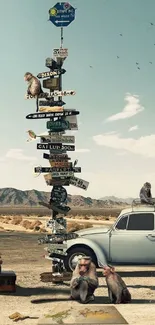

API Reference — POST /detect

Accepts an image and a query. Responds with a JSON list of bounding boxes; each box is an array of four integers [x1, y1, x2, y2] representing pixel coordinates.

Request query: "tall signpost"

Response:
[[25, 2, 89, 281]]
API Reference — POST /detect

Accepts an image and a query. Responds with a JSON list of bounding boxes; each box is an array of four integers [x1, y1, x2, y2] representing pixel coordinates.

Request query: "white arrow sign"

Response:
[[55, 20, 70, 24]]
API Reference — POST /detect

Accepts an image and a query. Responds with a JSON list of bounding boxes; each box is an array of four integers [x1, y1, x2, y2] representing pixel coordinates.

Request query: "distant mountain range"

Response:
[[99, 196, 134, 205], [0, 188, 132, 208]]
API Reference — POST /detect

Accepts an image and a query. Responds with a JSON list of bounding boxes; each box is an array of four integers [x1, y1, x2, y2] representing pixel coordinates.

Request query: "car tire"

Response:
[[64, 246, 97, 272]]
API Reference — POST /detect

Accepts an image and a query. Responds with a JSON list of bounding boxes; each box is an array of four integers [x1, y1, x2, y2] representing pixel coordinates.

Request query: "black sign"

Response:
[[34, 166, 81, 173], [43, 78, 59, 90], [45, 178, 71, 186], [45, 58, 61, 69], [43, 153, 70, 160], [37, 143, 62, 150], [39, 100, 66, 107], [37, 69, 66, 79], [50, 186, 67, 204], [26, 110, 79, 120], [37, 143, 75, 151]]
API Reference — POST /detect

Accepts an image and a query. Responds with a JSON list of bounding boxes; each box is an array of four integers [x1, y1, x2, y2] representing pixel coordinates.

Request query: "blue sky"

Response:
[[1, 0, 155, 198]]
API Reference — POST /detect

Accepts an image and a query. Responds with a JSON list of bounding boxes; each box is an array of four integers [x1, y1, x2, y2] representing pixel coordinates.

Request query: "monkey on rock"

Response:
[[103, 265, 131, 304], [70, 256, 98, 304]]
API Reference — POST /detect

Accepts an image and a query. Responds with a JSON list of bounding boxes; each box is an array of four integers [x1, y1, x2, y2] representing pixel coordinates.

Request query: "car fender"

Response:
[[66, 237, 108, 266]]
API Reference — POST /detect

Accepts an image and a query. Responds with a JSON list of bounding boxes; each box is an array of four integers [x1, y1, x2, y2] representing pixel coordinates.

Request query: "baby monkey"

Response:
[[103, 265, 131, 304]]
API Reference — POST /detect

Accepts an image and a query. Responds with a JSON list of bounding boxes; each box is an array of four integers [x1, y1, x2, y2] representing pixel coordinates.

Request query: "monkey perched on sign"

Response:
[[24, 72, 44, 112], [103, 265, 131, 304], [70, 256, 98, 304]]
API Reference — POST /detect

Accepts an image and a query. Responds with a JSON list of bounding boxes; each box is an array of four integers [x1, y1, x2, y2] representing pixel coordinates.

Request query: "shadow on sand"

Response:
[[1, 285, 155, 305]]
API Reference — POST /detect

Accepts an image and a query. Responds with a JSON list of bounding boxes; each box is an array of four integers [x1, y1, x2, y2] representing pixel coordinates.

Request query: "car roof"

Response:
[[120, 205, 155, 215]]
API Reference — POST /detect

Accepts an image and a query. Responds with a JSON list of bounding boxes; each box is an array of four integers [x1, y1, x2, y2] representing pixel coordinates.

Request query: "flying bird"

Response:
[[117, 56, 120, 59], [89, 65, 93, 68], [119, 33, 123, 36], [137, 67, 140, 70], [149, 61, 152, 64], [136, 62, 139, 65]]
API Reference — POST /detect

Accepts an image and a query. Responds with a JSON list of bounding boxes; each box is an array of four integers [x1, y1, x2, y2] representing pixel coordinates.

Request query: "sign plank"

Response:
[[49, 161, 71, 167], [26, 110, 79, 119], [37, 143, 75, 151], [25, 90, 76, 99], [40, 135, 75, 144], [38, 100, 66, 107], [43, 153, 70, 160], [70, 176, 89, 190], [44, 174, 71, 186], [34, 167, 81, 173], [53, 48, 68, 58], [37, 69, 66, 79]]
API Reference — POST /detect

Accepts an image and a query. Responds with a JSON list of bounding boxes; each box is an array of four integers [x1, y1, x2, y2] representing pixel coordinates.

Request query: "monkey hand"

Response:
[[82, 276, 89, 281]]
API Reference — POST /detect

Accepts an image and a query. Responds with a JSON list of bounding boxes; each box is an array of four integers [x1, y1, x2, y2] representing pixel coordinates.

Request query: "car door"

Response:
[[109, 212, 155, 264]]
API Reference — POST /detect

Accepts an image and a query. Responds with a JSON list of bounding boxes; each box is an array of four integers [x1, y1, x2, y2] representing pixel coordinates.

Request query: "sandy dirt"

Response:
[[0, 218, 155, 325]]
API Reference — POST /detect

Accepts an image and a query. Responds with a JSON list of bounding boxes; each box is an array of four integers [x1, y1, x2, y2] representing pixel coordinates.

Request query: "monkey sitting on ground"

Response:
[[102, 265, 131, 304], [70, 256, 98, 304]]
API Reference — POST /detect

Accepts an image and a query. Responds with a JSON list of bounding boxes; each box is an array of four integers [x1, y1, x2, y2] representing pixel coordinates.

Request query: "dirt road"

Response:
[[0, 231, 155, 325]]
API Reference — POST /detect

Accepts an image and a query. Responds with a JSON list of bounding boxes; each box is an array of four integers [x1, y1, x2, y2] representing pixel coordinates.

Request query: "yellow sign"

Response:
[[39, 106, 64, 112], [49, 8, 57, 16], [49, 160, 70, 168]]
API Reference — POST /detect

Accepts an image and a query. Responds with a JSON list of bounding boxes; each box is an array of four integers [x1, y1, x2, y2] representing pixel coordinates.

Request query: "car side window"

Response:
[[127, 213, 154, 231], [115, 215, 128, 230]]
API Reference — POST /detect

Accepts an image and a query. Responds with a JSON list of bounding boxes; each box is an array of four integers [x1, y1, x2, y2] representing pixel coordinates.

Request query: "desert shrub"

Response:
[[67, 221, 93, 233], [11, 216, 23, 225], [28, 220, 42, 230], [34, 226, 40, 231], [39, 228, 47, 233], [20, 220, 32, 229]]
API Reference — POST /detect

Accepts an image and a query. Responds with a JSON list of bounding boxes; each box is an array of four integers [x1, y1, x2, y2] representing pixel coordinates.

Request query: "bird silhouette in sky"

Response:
[[89, 65, 93, 68], [119, 33, 123, 36], [117, 56, 120, 59], [149, 61, 152, 64], [137, 66, 140, 70], [136, 62, 139, 65]]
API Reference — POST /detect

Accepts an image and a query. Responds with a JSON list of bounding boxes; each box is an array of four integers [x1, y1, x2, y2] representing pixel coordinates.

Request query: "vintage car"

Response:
[[64, 200, 155, 271]]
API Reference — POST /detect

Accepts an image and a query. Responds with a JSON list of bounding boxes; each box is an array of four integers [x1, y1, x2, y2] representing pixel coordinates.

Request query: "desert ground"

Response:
[[0, 211, 155, 325]]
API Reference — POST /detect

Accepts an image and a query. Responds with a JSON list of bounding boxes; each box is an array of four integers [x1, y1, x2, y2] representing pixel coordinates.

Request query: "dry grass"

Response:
[[11, 216, 23, 225], [0, 207, 122, 217], [67, 221, 93, 233]]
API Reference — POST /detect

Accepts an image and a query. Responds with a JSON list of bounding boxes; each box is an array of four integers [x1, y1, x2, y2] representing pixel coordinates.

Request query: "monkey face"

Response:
[[79, 259, 90, 275], [103, 265, 115, 276], [24, 73, 32, 82]]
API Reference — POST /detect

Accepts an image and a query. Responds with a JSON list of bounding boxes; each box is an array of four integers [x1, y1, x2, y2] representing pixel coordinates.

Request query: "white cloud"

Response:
[[6, 149, 37, 162], [105, 93, 144, 122], [128, 125, 139, 132], [93, 132, 155, 158]]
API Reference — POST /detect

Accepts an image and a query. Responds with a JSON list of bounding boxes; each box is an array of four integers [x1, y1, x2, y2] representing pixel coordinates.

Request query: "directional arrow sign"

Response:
[[49, 2, 75, 27], [37, 69, 66, 79], [34, 167, 80, 173], [43, 153, 70, 160], [70, 176, 89, 190], [26, 110, 79, 119], [38, 100, 66, 107], [49, 161, 71, 167], [37, 143, 75, 151], [40, 135, 75, 144], [25, 90, 75, 99]]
